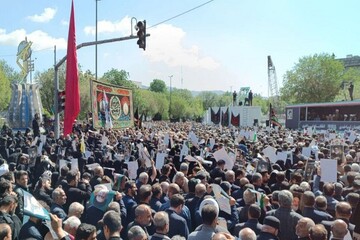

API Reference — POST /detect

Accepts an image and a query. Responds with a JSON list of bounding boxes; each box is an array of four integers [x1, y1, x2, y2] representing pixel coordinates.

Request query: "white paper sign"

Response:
[[127, 161, 138, 180], [262, 146, 277, 163], [180, 142, 189, 162], [320, 159, 337, 183], [71, 158, 78, 171], [84, 150, 92, 159], [276, 152, 288, 162], [211, 184, 231, 215], [213, 148, 234, 170], [209, 138, 215, 149], [155, 153, 167, 170], [348, 132, 357, 143], [302, 147, 312, 158], [163, 134, 170, 146]]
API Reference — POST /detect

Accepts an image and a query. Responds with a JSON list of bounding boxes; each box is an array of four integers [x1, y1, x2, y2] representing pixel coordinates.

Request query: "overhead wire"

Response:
[[0, 0, 215, 58], [147, 0, 215, 29]]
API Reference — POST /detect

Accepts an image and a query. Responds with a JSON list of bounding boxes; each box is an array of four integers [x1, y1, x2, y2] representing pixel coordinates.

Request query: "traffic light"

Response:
[[58, 90, 66, 113], [136, 20, 146, 50]]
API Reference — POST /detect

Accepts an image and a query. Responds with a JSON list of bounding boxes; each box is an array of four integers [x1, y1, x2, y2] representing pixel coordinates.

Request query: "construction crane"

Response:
[[267, 56, 280, 110]]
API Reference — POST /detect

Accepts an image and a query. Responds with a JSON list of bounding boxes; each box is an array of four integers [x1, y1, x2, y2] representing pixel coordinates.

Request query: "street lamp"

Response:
[[95, 0, 101, 80], [169, 75, 173, 119]]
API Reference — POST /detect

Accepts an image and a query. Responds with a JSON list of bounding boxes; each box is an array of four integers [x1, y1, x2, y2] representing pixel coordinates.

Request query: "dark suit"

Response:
[[165, 209, 189, 239], [50, 203, 67, 221], [302, 206, 333, 224], [150, 233, 171, 240], [257, 231, 279, 240], [123, 194, 137, 227], [233, 219, 262, 236], [185, 196, 201, 231], [266, 206, 302, 240]]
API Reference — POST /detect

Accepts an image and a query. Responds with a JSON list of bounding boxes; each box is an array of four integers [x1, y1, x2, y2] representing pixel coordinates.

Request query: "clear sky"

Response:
[[1, 0, 360, 96]]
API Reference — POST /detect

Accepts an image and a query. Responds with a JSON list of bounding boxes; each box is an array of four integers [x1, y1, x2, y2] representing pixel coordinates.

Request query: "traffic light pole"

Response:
[[53, 34, 150, 139]]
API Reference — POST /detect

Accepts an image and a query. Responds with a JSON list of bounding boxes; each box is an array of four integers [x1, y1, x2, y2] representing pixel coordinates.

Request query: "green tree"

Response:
[[78, 69, 93, 119], [252, 94, 269, 115], [149, 79, 167, 93], [216, 91, 232, 107], [35, 66, 66, 114], [198, 91, 218, 110], [0, 67, 11, 111], [281, 53, 344, 103], [101, 68, 137, 88], [0, 60, 21, 83], [334, 67, 360, 101]]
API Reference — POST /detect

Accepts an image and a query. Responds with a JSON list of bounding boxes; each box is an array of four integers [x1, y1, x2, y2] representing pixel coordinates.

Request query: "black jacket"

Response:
[[257, 231, 279, 240]]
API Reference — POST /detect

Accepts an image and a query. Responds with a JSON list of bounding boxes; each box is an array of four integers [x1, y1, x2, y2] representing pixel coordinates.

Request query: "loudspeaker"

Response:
[[253, 119, 258, 126], [239, 101, 243, 106], [266, 120, 270, 127]]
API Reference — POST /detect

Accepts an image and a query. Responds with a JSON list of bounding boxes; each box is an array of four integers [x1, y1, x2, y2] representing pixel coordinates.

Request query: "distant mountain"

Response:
[[190, 90, 226, 96]]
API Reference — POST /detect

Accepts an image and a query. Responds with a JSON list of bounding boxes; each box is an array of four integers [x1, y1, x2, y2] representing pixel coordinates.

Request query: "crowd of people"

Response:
[[0, 120, 359, 240]]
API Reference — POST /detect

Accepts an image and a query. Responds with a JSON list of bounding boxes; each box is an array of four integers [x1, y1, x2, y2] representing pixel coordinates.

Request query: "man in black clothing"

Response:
[[32, 113, 40, 137], [233, 204, 263, 236], [63, 170, 92, 213], [165, 194, 189, 239], [13, 170, 29, 222], [0, 195, 19, 240], [248, 90, 253, 106], [150, 211, 171, 240], [102, 210, 122, 240], [349, 82, 354, 101], [257, 216, 280, 240], [127, 204, 152, 237]]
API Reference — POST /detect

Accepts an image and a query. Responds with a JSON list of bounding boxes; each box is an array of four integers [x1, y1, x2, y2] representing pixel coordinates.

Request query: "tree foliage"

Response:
[[149, 79, 167, 93], [0, 61, 18, 111], [101, 68, 137, 88], [281, 53, 345, 104], [0, 67, 11, 111], [334, 67, 360, 101]]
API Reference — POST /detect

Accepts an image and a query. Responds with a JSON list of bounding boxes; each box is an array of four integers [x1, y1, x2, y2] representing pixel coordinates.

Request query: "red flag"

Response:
[[63, 0, 80, 136]]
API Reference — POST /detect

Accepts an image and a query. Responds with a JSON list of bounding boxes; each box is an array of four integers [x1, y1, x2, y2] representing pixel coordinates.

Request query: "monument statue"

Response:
[[7, 38, 43, 130], [16, 37, 33, 83]]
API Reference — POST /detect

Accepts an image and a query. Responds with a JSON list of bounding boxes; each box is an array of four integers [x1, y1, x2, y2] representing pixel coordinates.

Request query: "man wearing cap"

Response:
[[257, 216, 280, 240]]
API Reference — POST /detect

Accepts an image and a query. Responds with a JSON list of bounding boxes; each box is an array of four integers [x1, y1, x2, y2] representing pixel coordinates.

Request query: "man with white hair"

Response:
[[239, 228, 256, 240], [128, 225, 148, 240], [151, 211, 171, 240], [63, 216, 81, 240], [68, 202, 84, 219], [238, 188, 256, 223], [266, 190, 303, 240], [137, 172, 149, 189], [295, 217, 315, 240], [173, 172, 187, 193]]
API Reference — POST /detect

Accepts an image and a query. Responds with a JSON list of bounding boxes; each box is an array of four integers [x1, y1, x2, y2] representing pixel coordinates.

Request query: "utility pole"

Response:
[[53, 34, 150, 138], [95, 0, 101, 80], [169, 75, 173, 119]]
